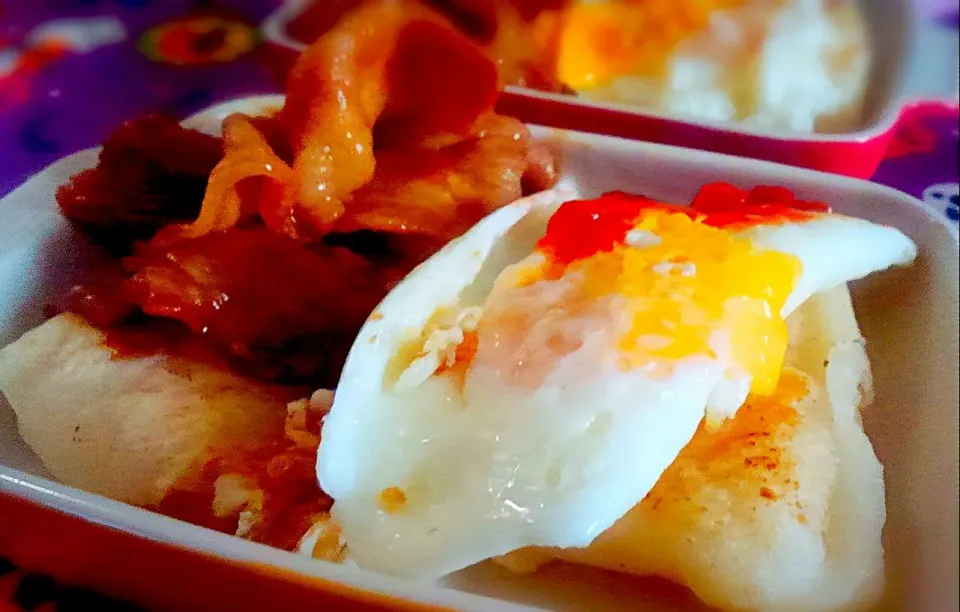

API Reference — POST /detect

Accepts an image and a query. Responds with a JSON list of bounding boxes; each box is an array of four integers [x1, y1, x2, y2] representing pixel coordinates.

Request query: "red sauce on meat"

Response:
[[56, 116, 223, 256]]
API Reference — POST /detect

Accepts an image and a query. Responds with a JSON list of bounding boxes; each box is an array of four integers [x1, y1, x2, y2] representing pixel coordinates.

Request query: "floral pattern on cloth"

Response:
[[923, 182, 959, 223], [0, 0, 289, 194]]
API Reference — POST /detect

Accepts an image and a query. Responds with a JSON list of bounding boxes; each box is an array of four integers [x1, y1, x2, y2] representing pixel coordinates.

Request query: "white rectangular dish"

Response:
[[1, 101, 957, 611]]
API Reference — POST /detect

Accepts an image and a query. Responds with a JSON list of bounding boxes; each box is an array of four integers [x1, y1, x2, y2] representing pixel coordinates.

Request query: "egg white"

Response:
[[317, 186, 916, 579]]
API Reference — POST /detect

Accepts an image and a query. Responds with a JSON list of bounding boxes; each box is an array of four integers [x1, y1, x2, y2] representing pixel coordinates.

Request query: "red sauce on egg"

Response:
[[691, 182, 831, 230], [537, 183, 831, 265], [536, 192, 660, 264]]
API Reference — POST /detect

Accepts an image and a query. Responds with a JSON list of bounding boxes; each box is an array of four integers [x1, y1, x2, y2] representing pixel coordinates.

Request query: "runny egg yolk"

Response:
[[558, 0, 746, 89], [532, 188, 815, 395], [572, 210, 798, 394]]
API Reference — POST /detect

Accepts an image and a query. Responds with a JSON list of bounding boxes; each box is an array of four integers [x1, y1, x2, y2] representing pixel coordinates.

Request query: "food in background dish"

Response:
[[317, 183, 914, 610], [558, 0, 871, 133], [0, 0, 554, 556], [284, 0, 572, 92], [280, 0, 872, 134]]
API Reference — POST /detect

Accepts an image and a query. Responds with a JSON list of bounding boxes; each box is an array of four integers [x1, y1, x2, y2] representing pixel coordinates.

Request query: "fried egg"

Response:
[[317, 183, 915, 580], [558, 0, 870, 133]]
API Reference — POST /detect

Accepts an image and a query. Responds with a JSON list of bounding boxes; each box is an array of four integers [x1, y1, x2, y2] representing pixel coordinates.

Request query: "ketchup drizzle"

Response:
[[537, 183, 830, 265]]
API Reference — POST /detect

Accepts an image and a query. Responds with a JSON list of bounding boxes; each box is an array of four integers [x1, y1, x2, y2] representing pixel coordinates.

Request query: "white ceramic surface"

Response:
[[0, 97, 957, 611]]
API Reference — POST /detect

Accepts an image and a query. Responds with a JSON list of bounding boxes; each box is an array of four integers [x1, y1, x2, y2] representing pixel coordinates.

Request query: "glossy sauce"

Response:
[[537, 183, 830, 265], [691, 182, 831, 230], [536, 192, 661, 264]]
